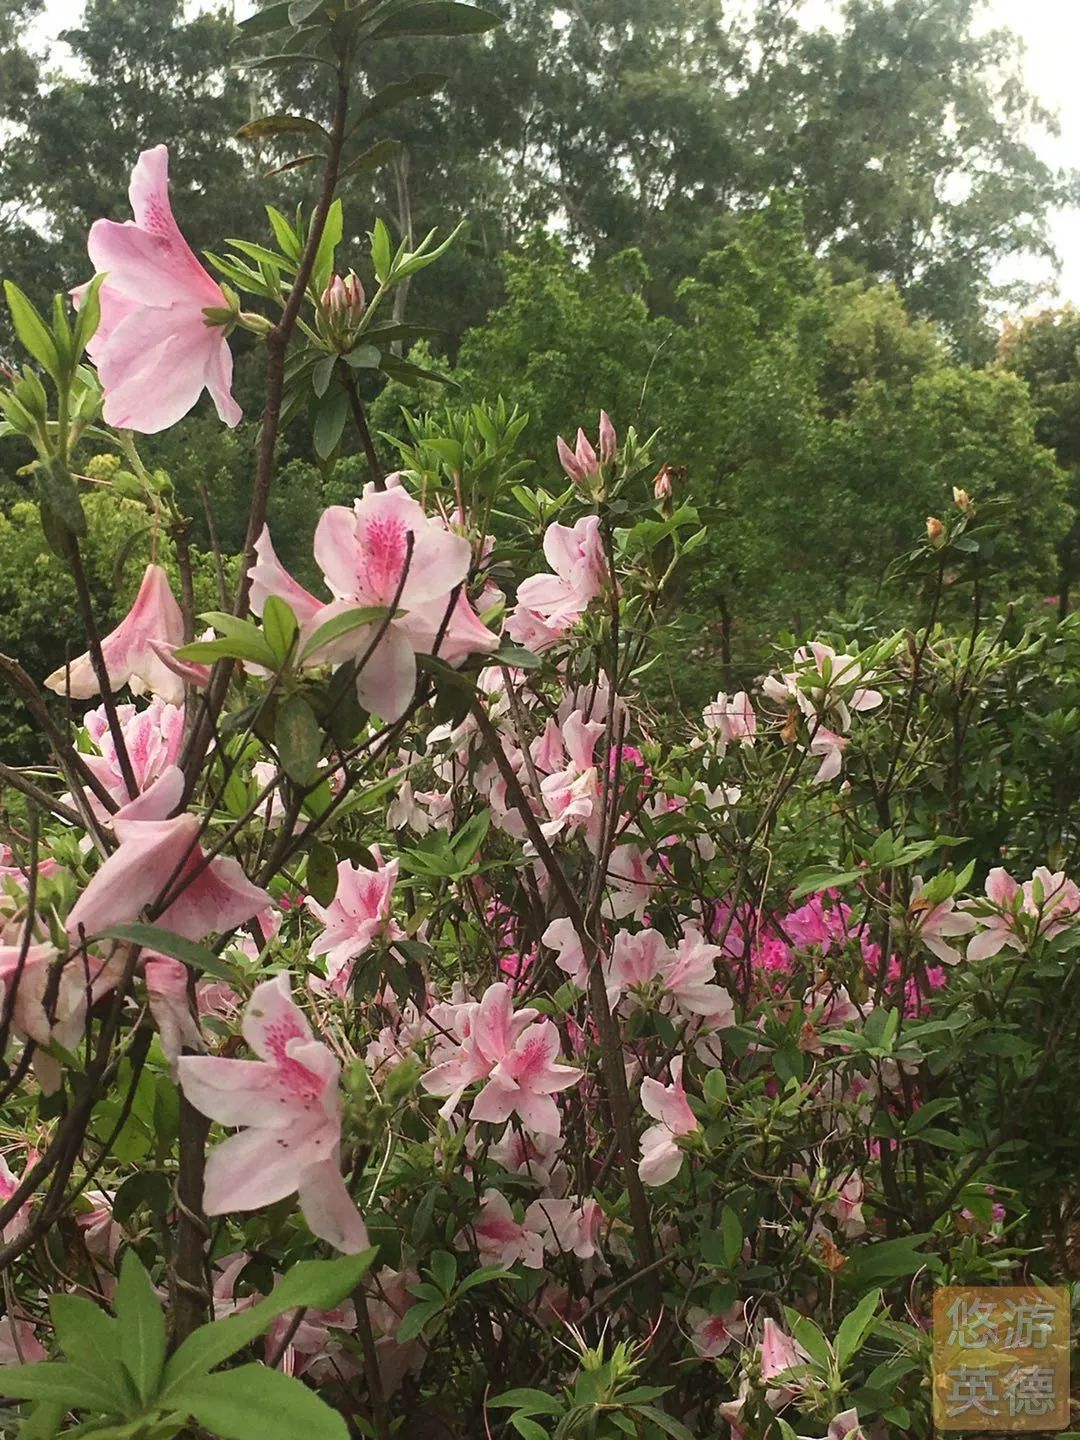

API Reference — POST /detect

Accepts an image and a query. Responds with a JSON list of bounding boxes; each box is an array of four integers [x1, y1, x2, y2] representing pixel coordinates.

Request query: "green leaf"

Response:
[[370, 218, 393, 283], [720, 1206, 742, 1268], [488, 1389, 562, 1416], [311, 197, 343, 295], [172, 1363, 348, 1440], [490, 643, 542, 671], [33, 456, 87, 541], [275, 694, 323, 785], [262, 594, 300, 664], [113, 1170, 173, 1224], [306, 840, 339, 906], [429, 1250, 457, 1296], [340, 138, 403, 180], [0, 1361, 120, 1412], [237, 113, 330, 142], [162, 1251, 377, 1396], [312, 354, 337, 398], [300, 604, 390, 661], [18, 1400, 68, 1440], [238, 0, 291, 35], [314, 387, 349, 459], [451, 811, 490, 865], [73, 274, 104, 358], [342, 343, 382, 370], [87, 925, 238, 984], [843, 1234, 939, 1287], [48, 1295, 127, 1406], [369, 1, 500, 37], [395, 1298, 443, 1341], [4, 281, 60, 378], [114, 1251, 168, 1404], [835, 1286, 880, 1371], [511, 1419, 551, 1440], [265, 205, 303, 261], [630, 1407, 696, 1440], [354, 72, 446, 127]]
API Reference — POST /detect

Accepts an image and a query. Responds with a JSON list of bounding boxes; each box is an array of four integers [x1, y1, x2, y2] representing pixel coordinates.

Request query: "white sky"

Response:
[[29, 0, 1080, 309]]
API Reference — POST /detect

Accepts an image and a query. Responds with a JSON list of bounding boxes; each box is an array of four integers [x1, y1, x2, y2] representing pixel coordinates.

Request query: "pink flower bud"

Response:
[[574, 428, 599, 479], [322, 271, 366, 325], [653, 464, 673, 500], [598, 410, 617, 465], [557, 434, 586, 484]]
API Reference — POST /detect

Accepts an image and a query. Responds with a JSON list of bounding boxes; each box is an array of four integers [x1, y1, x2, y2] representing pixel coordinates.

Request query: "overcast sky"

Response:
[[30, 0, 1080, 308]]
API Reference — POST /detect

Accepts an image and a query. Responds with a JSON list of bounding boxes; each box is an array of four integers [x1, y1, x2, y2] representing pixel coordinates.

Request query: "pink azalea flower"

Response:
[[765, 643, 882, 732], [638, 1058, 699, 1186], [660, 927, 731, 1018], [687, 1300, 747, 1358], [0, 1150, 33, 1244], [306, 854, 405, 996], [145, 955, 203, 1074], [506, 515, 609, 652], [523, 1196, 603, 1260], [603, 840, 657, 921], [311, 489, 486, 720], [177, 974, 368, 1253], [759, 1316, 810, 1389], [489, 1126, 564, 1187], [249, 525, 323, 631], [421, 982, 539, 1119], [458, 1188, 544, 1269], [77, 1189, 123, 1264], [45, 563, 187, 705], [66, 783, 271, 944], [78, 697, 185, 817], [77, 144, 240, 434], [609, 927, 671, 996], [798, 1411, 864, 1440], [702, 691, 757, 751], [0, 941, 91, 1063], [541, 916, 588, 989], [908, 878, 976, 966], [513, 516, 607, 630], [537, 711, 606, 844], [828, 1170, 866, 1237], [471, 1010, 583, 1138], [964, 865, 1080, 959], [809, 726, 847, 785]]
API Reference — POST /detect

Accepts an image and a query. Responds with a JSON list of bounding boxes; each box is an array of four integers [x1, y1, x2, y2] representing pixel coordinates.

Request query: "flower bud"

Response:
[[598, 409, 617, 465], [574, 427, 599, 479], [322, 271, 366, 326], [926, 515, 945, 546], [557, 434, 586, 485], [952, 486, 971, 512], [653, 464, 673, 501]]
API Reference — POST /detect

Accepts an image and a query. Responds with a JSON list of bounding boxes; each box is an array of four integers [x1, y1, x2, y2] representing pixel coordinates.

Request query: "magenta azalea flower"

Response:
[[77, 145, 241, 434], [177, 974, 368, 1253]]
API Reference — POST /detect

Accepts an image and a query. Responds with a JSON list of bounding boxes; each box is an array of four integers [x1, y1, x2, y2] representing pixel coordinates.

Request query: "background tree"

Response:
[[999, 308, 1080, 614]]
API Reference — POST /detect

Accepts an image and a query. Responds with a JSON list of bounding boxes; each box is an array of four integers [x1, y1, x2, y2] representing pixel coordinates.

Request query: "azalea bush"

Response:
[[3, 6, 1080, 1440]]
